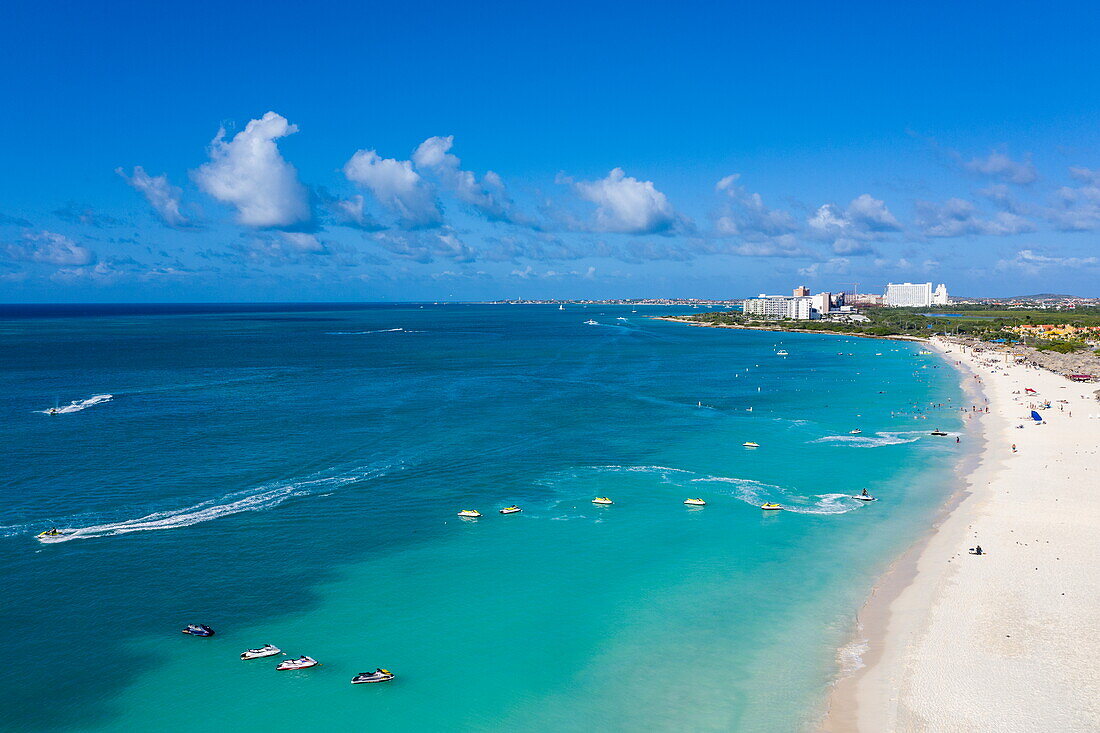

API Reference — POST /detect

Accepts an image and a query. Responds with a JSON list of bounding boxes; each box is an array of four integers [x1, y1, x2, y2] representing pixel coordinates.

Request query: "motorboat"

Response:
[[849, 429, 862, 435], [584, 319, 598, 325], [684, 498, 706, 506], [776, 350, 789, 356], [499, 505, 522, 514], [592, 497, 614, 505], [760, 503, 783, 511], [241, 644, 281, 659], [929, 430, 948, 436], [742, 441, 760, 448], [182, 624, 215, 637], [457, 509, 482, 518], [351, 668, 395, 684], [276, 656, 318, 671], [617, 317, 628, 321]]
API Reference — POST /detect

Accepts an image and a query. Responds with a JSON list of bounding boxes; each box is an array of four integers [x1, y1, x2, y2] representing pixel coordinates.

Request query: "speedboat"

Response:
[[592, 497, 613, 505], [276, 656, 318, 671], [182, 624, 215, 637], [760, 503, 783, 511], [351, 668, 395, 684], [930, 430, 948, 436], [584, 319, 598, 325], [742, 441, 760, 448], [776, 350, 789, 356], [852, 494, 877, 502], [849, 429, 862, 435], [457, 509, 482, 518], [499, 505, 522, 514], [684, 498, 706, 506], [241, 644, 281, 659], [617, 317, 628, 321]]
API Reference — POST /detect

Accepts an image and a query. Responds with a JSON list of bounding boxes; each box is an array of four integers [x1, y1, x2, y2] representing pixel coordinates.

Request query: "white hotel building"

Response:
[[883, 282, 949, 307]]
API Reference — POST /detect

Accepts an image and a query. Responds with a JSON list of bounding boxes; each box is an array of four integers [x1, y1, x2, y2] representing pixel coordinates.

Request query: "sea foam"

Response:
[[38, 394, 113, 414]]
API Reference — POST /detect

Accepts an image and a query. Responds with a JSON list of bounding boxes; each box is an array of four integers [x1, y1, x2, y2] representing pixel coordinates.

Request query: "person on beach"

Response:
[[1012, 444, 1017, 453]]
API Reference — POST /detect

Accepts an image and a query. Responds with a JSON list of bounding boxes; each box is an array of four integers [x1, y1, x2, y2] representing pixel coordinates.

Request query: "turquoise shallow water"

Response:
[[0, 304, 964, 731]]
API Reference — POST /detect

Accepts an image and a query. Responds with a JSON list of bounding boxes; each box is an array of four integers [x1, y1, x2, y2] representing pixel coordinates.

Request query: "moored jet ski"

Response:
[[182, 624, 215, 637], [276, 656, 318, 671], [241, 644, 281, 659], [351, 668, 395, 684]]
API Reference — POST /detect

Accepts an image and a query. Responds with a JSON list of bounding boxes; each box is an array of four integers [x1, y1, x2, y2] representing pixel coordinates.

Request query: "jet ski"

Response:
[[852, 495, 877, 502], [240, 644, 281, 659], [930, 430, 948, 436], [760, 503, 783, 511], [499, 505, 522, 514], [35, 528, 64, 541], [742, 442, 760, 448], [276, 656, 318, 671], [591, 497, 613, 505], [182, 624, 215, 637], [457, 509, 482, 518], [684, 498, 706, 506], [849, 429, 862, 435], [351, 668, 395, 684]]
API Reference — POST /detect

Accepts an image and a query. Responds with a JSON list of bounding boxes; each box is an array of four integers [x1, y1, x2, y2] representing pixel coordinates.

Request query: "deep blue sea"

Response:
[[0, 303, 964, 731]]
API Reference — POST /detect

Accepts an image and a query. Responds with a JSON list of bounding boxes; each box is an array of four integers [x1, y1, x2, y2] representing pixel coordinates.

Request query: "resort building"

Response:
[[742, 295, 818, 320], [932, 283, 950, 305], [793, 285, 810, 297], [884, 282, 941, 307]]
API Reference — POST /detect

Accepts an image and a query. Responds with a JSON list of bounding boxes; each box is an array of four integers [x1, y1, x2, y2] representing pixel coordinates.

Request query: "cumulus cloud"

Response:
[[808, 194, 900, 240], [412, 136, 524, 223], [915, 198, 1034, 237], [344, 150, 441, 229], [1046, 168, 1100, 231], [326, 194, 382, 230], [714, 174, 798, 239], [996, 248, 1099, 273], [367, 228, 475, 263], [573, 168, 679, 234], [116, 166, 189, 227], [963, 151, 1037, 185], [5, 231, 95, 266], [194, 111, 311, 228]]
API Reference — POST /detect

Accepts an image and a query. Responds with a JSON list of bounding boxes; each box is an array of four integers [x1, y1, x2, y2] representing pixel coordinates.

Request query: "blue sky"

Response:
[[2, 0, 1099, 301]]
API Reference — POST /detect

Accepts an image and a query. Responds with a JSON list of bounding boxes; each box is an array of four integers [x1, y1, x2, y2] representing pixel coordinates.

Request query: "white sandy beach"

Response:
[[826, 337, 1100, 731]]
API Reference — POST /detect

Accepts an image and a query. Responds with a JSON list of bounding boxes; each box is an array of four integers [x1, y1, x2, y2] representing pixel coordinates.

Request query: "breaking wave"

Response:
[[38, 394, 113, 414], [33, 463, 388, 543]]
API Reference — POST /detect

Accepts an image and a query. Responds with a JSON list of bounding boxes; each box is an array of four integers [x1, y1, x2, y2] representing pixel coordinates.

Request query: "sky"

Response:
[[2, 0, 1099, 302]]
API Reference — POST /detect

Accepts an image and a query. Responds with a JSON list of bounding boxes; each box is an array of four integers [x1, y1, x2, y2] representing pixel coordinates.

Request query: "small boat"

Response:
[[929, 430, 948, 436], [849, 429, 862, 435], [558, 305, 565, 311], [182, 624, 215, 637], [584, 319, 598, 325], [351, 668, 395, 684], [684, 498, 706, 506], [276, 656, 318, 671], [852, 495, 877, 502], [499, 505, 522, 514], [776, 350, 789, 356], [760, 503, 783, 511], [457, 509, 482, 518], [742, 441, 760, 448], [241, 644, 281, 660], [592, 497, 613, 505], [617, 317, 628, 321]]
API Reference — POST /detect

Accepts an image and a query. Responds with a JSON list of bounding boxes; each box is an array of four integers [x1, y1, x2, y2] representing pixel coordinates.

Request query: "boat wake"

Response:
[[38, 394, 113, 414], [557, 465, 866, 514], [326, 327, 406, 335], [812, 431, 924, 448], [33, 463, 389, 543]]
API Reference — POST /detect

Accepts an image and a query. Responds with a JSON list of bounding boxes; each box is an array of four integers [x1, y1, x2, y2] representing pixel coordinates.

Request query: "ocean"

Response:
[[0, 303, 964, 731]]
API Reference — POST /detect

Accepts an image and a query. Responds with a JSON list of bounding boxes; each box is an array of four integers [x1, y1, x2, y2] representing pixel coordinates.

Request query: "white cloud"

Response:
[[996, 248, 1099, 274], [344, 150, 441, 228], [715, 174, 798, 238], [116, 166, 188, 227], [963, 151, 1037, 185], [412, 136, 522, 223], [798, 257, 850, 278], [916, 198, 1034, 237], [574, 168, 678, 234], [1046, 168, 1100, 231], [194, 111, 310, 228], [367, 228, 475, 263], [280, 232, 325, 252], [5, 231, 95, 266], [808, 194, 900, 239]]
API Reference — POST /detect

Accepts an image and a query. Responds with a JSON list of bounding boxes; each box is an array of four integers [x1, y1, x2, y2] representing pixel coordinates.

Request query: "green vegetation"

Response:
[[1034, 339, 1087, 354], [678, 306, 1100, 343]]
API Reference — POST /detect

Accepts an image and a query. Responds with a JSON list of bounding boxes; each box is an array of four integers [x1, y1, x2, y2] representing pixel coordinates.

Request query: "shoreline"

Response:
[[650, 316, 929, 342], [824, 336, 1100, 731]]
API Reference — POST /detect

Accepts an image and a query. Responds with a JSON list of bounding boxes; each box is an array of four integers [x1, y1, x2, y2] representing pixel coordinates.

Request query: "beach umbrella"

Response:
[[1030, 410, 1043, 422]]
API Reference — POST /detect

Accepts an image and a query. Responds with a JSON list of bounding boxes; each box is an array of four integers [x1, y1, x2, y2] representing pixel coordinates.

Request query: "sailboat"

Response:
[[559, 304, 565, 311]]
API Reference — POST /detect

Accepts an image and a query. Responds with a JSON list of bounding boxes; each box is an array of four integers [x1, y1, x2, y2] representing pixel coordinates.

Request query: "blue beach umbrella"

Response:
[[1031, 410, 1043, 422]]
